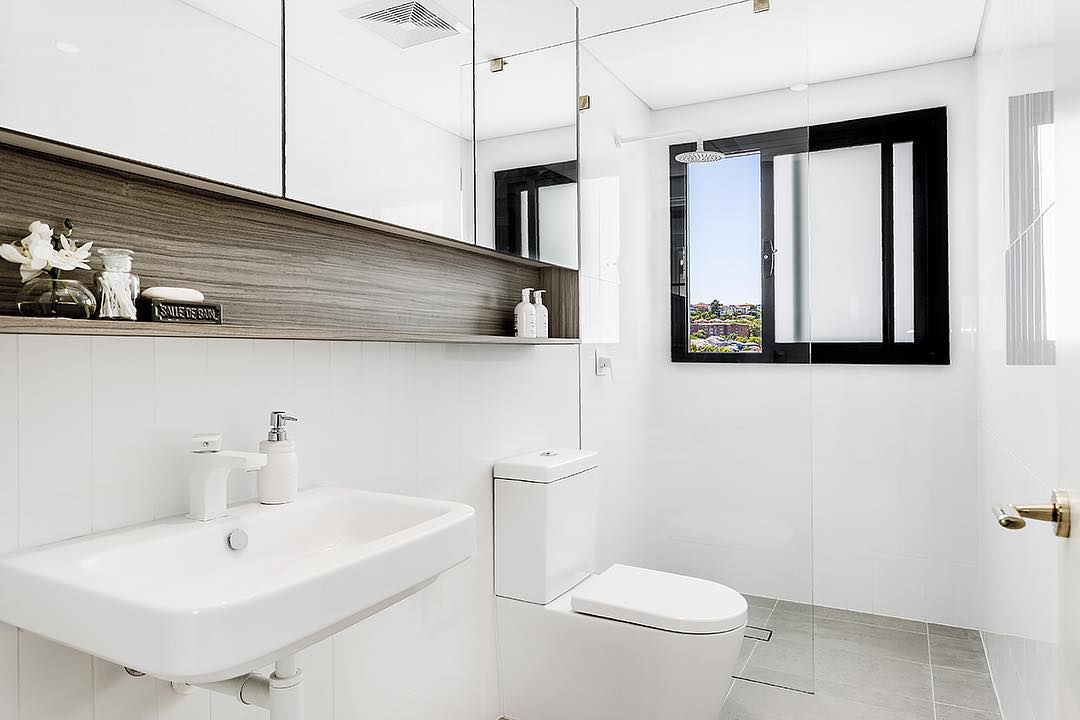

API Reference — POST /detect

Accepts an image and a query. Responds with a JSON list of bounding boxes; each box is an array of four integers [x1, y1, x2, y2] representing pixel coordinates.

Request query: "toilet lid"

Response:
[[570, 564, 748, 634]]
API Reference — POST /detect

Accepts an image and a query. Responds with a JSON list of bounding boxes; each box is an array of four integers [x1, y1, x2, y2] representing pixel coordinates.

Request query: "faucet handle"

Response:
[[268, 411, 298, 442], [191, 433, 223, 453]]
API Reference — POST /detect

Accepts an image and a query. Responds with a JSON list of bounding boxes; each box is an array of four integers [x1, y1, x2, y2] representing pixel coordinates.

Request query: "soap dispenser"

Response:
[[515, 288, 537, 338], [533, 289, 549, 338], [258, 411, 299, 505]]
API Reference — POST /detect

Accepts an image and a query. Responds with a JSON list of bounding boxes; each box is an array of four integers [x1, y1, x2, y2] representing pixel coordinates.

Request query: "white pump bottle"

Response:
[[533, 289, 549, 338], [258, 411, 299, 505], [515, 288, 537, 338]]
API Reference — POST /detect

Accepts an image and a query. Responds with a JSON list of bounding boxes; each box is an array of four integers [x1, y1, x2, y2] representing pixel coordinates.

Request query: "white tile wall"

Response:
[[0, 336, 17, 554], [91, 337, 156, 533], [17, 335, 93, 549], [18, 632, 93, 720], [0, 335, 580, 720], [0, 623, 16, 720], [578, 56, 982, 621]]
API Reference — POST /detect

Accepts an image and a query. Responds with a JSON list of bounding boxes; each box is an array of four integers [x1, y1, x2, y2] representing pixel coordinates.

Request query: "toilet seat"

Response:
[[570, 564, 747, 634]]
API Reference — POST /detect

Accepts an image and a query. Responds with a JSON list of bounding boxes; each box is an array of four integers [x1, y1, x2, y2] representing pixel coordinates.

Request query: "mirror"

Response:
[[284, 0, 474, 242], [0, 0, 283, 194], [474, 0, 579, 268]]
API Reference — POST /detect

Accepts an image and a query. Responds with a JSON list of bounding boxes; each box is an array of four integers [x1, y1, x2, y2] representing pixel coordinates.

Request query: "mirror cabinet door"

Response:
[[475, 0, 579, 268], [0, 0, 284, 195], [284, 0, 474, 243]]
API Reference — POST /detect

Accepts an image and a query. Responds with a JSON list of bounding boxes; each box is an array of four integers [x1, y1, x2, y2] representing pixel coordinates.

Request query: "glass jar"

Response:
[[94, 248, 140, 320], [16, 277, 97, 319]]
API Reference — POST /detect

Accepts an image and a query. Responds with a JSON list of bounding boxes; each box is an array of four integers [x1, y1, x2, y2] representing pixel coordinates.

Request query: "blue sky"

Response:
[[688, 153, 762, 306]]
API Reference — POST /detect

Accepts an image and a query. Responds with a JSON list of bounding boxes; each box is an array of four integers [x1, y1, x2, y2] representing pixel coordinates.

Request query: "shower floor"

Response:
[[725, 596, 1003, 719]]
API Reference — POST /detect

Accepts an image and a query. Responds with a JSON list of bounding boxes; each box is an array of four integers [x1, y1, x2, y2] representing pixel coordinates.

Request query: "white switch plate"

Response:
[[595, 349, 613, 377]]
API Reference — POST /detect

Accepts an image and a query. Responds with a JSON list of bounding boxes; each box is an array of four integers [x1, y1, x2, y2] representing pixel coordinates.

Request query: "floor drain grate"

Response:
[[744, 625, 773, 642]]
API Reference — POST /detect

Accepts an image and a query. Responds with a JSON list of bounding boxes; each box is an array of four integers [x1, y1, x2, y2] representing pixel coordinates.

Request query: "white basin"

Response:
[[0, 487, 476, 683]]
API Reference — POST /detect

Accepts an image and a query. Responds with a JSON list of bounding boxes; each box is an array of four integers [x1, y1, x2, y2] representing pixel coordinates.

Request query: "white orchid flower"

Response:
[[27, 221, 53, 239], [1, 220, 91, 283], [0, 243, 24, 265], [0, 231, 55, 282], [52, 238, 93, 272]]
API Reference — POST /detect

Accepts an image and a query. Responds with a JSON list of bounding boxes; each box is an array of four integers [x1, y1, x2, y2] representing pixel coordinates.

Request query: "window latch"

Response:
[[762, 238, 776, 279]]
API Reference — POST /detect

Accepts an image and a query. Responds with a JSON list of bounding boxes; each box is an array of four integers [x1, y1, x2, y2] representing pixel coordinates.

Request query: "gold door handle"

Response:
[[993, 489, 1071, 538]]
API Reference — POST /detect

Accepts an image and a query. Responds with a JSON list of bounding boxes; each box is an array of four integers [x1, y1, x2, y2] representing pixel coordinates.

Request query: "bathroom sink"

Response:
[[0, 487, 475, 683]]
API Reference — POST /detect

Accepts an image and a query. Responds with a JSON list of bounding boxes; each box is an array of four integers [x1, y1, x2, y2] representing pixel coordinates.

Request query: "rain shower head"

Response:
[[675, 141, 726, 164]]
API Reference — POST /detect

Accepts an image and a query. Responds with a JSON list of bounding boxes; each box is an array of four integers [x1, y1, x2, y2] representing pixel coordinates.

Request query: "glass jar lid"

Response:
[[98, 248, 134, 272]]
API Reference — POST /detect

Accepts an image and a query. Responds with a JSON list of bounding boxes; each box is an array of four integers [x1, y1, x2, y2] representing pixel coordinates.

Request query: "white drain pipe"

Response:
[[173, 655, 304, 720]]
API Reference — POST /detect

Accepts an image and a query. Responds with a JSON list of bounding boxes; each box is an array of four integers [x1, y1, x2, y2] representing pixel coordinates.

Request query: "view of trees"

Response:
[[689, 300, 762, 353]]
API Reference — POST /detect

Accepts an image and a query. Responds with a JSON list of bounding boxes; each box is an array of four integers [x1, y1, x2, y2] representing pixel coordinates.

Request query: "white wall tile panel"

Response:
[[91, 337, 156, 533], [0, 336, 18, 554], [92, 657, 156, 720], [18, 632, 92, 720], [4, 334, 579, 720], [17, 336, 93, 548]]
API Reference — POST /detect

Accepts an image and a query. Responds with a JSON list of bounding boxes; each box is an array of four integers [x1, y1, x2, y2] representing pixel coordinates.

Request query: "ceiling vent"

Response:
[[341, 0, 467, 49]]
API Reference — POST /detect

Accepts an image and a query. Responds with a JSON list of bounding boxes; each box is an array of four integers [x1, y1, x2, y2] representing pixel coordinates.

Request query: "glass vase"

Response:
[[16, 277, 98, 319]]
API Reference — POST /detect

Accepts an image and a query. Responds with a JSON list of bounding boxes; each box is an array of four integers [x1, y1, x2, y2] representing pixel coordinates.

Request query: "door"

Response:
[[1057, 0, 1080, 716]]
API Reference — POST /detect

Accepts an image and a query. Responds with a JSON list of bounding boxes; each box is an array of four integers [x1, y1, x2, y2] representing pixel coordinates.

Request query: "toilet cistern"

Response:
[[187, 433, 267, 521]]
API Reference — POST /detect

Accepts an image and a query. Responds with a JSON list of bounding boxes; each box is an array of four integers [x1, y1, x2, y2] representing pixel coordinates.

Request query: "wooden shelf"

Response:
[[0, 316, 580, 345], [0, 137, 581, 344]]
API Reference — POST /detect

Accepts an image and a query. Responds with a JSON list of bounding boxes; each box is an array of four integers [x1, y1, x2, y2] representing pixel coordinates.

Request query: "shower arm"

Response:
[[615, 129, 710, 152]]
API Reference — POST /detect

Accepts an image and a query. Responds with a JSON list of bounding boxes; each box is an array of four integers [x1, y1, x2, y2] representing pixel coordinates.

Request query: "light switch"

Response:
[[595, 349, 614, 377]]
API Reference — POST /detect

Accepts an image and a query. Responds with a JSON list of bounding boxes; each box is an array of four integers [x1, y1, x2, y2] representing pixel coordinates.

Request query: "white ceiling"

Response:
[[578, 0, 990, 110], [185, 0, 992, 138]]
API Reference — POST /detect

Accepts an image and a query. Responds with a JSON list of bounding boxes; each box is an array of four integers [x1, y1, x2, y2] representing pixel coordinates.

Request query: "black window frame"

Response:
[[670, 107, 950, 365]]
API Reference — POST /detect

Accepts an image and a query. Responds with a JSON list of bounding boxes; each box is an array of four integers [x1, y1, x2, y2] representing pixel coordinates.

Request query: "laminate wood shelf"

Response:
[[0, 316, 579, 345], [0, 134, 581, 343]]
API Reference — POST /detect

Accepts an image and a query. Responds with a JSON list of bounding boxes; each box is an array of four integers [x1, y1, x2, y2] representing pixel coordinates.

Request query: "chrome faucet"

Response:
[[186, 433, 267, 521]]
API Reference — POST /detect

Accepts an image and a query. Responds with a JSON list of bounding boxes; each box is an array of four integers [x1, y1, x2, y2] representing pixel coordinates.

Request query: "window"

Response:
[[670, 108, 949, 364]]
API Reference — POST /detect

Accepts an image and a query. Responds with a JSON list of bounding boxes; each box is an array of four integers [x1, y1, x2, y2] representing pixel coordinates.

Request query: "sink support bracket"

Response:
[[175, 655, 304, 719]]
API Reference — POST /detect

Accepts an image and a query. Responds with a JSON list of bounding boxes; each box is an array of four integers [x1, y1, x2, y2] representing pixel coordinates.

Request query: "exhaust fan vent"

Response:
[[341, 0, 466, 49]]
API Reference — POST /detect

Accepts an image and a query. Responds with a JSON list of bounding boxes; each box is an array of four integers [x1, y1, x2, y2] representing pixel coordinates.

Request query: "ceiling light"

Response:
[[789, 83, 809, 92], [55, 41, 80, 54]]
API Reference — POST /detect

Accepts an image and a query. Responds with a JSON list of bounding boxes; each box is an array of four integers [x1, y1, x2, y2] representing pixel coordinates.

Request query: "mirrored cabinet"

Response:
[[0, 0, 582, 264], [284, 0, 474, 242], [474, 0, 579, 267], [0, 0, 284, 195]]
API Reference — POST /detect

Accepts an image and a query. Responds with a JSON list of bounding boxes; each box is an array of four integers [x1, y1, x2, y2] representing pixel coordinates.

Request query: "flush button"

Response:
[[226, 529, 249, 551], [540, 450, 559, 457]]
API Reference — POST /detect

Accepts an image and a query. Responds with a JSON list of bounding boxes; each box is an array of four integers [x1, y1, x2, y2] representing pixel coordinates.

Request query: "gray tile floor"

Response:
[[723, 596, 1003, 720]]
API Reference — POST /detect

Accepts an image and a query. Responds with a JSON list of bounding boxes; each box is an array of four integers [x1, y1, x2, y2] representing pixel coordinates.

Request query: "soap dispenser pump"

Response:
[[515, 288, 537, 338], [258, 411, 299, 505], [533, 289, 549, 338]]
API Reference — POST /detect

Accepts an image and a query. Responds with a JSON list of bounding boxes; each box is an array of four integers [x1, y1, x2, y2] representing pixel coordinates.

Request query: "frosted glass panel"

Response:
[[519, 190, 530, 258], [537, 183, 579, 268], [775, 153, 810, 343], [893, 142, 915, 342], [807, 144, 883, 342]]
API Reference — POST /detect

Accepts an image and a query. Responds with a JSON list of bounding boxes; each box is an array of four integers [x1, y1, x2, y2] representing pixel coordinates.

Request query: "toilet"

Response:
[[494, 449, 747, 720]]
